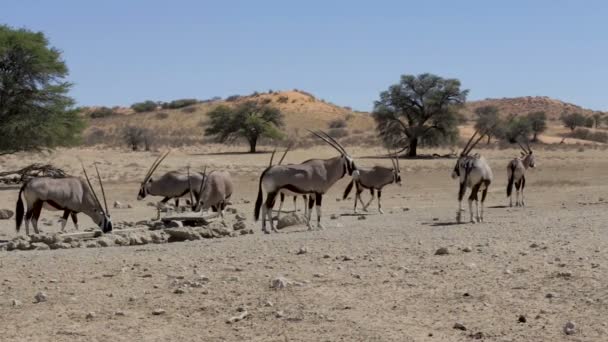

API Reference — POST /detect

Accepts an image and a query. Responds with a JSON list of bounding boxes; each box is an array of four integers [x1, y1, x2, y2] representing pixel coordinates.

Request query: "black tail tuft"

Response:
[[254, 169, 268, 221], [15, 183, 26, 232], [343, 179, 354, 200], [506, 162, 516, 197]]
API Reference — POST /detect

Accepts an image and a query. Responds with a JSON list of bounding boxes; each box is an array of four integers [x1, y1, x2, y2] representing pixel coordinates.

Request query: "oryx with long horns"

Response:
[[190, 166, 233, 220], [507, 141, 536, 207], [137, 151, 206, 219], [15, 163, 113, 235], [451, 130, 493, 223], [254, 130, 359, 233], [342, 152, 402, 214], [268, 147, 309, 220]]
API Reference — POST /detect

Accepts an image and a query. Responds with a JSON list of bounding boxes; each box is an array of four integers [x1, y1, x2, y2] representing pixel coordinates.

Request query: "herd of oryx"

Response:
[[12, 129, 535, 236]]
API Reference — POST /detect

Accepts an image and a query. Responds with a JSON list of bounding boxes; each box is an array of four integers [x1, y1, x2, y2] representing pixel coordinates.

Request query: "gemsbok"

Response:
[[507, 142, 536, 207], [191, 167, 233, 220], [254, 130, 359, 233], [342, 152, 402, 214], [15, 163, 112, 235], [451, 130, 493, 223], [268, 147, 309, 220], [137, 151, 206, 218]]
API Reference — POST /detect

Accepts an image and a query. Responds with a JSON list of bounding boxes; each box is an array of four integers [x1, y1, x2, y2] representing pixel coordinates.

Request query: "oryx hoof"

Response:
[[456, 212, 462, 224], [317, 224, 325, 230], [379, 209, 385, 214]]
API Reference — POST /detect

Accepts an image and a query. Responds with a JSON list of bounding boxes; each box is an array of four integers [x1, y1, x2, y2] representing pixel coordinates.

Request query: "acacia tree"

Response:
[[0, 25, 83, 155], [560, 112, 586, 131], [205, 101, 284, 153], [474, 105, 504, 144], [526, 111, 547, 142], [372, 73, 468, 157], [592, 113, 604, 128]]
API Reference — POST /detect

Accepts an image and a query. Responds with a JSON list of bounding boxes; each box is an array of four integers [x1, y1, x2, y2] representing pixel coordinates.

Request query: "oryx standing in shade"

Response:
[[507, 142, 536, 207], [451, 130, 493, 223], [254, 131, 359, 233]]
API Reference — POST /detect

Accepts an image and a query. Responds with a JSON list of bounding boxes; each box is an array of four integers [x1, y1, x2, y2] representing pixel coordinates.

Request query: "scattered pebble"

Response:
[[152, 308, 166, 315], [270, 276, 291, 289], [34, 292, 47, 303], [462, 246, 472, 253], [114, 310, 126, 316], [453, 322, 467, 331], [11, 299, 22, 307], [518, 315, 527, 323], [86, 312, 96, 320], [296, 247, 308, 255], [563, 321, 576, 335], [173, 288, 185, 294], [226, 310, 250, 324], [358, 215, 366, 220], [435, 247, 449, 256]]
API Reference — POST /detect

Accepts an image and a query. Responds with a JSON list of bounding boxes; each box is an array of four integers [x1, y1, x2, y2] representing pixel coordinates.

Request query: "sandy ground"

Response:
[[0, 145, 607, 341]]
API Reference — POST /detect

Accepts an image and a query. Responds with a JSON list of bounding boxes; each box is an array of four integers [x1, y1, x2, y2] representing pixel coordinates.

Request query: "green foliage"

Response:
[[560, 112, 586, 131], [474, 105, 505, 143], [372, 73, 468, 156], [0, 25, 84, 154], [526, 111, 547, 141], [161, 98, 198, 109], [205, 101, 284, 153], [584, 116, 594, 128], [569, 128, 608, 143], [88, 106, 115, 118], [504, 116, 532, 143], [131, 100, 157, 113], [122, 126, 151, 151]]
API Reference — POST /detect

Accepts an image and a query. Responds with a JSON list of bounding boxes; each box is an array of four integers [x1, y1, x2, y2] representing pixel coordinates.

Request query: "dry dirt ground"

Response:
[[0, 145, 607, 341]]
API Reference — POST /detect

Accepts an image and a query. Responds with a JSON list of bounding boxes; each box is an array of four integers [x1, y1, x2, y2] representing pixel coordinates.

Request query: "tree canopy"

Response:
[[372, 73, 468, 157], [204, 101, 284, 153], [473, 105, 505, 144], [560, 112, 586, 131], [0, 25, 83, 155], [526, 111, 547, 142]]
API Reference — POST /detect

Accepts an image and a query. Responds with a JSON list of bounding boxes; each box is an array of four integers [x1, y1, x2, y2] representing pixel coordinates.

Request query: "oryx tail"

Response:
[[15, 183, 26, 232], [343, 179, 355, 200], [506, 162, 516, 197], [254, 168, 268, 221]]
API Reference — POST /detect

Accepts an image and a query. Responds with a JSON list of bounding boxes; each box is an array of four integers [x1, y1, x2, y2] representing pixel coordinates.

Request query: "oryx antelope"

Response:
[[451, 130, 493, 223], [137, 151, 206, 218], [191, 167, 233, 219], [342, 153, 402, 214], [254, 130, 359, 233], [507, 142, 536, 207], [15, 164, 112, 235]]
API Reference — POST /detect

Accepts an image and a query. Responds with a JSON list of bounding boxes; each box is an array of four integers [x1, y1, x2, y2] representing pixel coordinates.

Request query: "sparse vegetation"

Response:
[[592, 113, 604, 128], [277, 96, 289, 104], [122, 126, 151, 151], [328, 119, 347, 129], [181, 106, 196, 114], [584, 116, 595, 128], [89, 107, 116, 119], [131, 100, 157, 113], [225, 95, 241, 102], [161, 98, 198, 109], [568, 128, 608, 143], [561, 112, 587, 131], [155, 112, 169, 120], [205, 101, 284, 153], [526, 111, 547, 142], [504, 116, 532, 143], [474, 105, 504, 143], [0, 25, 84, 155], [373, 73, 468, 157]]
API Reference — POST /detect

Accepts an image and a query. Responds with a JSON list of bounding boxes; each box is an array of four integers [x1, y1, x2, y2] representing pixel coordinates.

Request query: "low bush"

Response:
[[131, 100, 157, 113]]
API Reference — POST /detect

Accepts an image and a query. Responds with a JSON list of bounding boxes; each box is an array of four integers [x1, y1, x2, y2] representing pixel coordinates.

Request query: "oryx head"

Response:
[[452, 129, 486, 180], [191, 166, 208, 212], [518, 141, 535, 168], [137, 151, 170, 200], [309, 130, 359, 178], [82, 163, 112, 233]]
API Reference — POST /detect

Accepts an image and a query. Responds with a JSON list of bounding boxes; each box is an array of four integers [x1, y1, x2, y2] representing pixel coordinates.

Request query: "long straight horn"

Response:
[[461, 130, 479, 156], [187, 166, 194, 206], [268, 149, 276, 167], [307, 129, 344, 155], [319, 130, 348, 155], [525, 141, 532, 153], [517, 142, 527, 153], [278, 145, 291, 165], [197, 166, 208, 200], [143, 150, 170, 183], [94, 163, 110, 215], [80, 162, 103, 211], [465, 133, 487, 156]]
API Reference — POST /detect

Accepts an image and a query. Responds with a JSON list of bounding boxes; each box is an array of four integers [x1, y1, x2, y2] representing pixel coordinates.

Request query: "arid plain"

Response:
[[1, 144, 607, 341]]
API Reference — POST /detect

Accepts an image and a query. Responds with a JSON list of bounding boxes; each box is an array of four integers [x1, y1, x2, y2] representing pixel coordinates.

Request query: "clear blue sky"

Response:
[[4, 0, 608, 111]]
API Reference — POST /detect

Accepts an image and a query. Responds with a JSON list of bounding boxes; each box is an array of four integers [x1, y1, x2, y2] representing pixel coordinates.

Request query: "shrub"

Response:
[[277, 96, 289, 104], [89, 107, 115, 118], [131, 100, 157, 113], [584, 116, 595, 128], [155, 112, 169, 120], [262, 98, 272, 104], [569, 128, 608, 143], [161, 98, 198, 109], [181, 106, 196, 114], [560, 112, 586, 131], [328, 127, 348, 138], [83, 128, 106, 145], [328, 119, 347, 129], [225, 95, 241, 102], [503, 117, 532, 143], [122, 126, 151, 151]]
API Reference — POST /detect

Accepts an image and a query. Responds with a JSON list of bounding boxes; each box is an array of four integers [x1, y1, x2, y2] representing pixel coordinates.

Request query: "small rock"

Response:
[[86, 312, 96, 320], [341, 255, 353, 261], [470, 332, 484, 340], [275, 310, 285, 318], [563, 321, 576, 335], [11, 299, 22, 307], [113, 201, 132, 209], [277, 213, 306, 229], [462, 246, 472, 253], [31, 242, 50, 250], [453, 322, 467, 331], [264, 300, 274, 307], [296, 247, 308, 255], [226, 310, 250, 324], [402, 208, 410, 212], [233, 221, 246, 231], [34, 292, 47, 303], [518, 315, 527, 323], [165, 220, 184, 228], [0, 209, 14, 220], [435, 247, 449, 255], [530, 243, 539, 248], [235, 213, 246, 221], [114, 310, 125, 316], [313, 273, 324, 278], [546, 292, 556, 299], [357, 215, 366, 220], [152, 308, 166, 315], [270, 276, 291, 289], [173, 288, 185, 294], [330, 214, 339, 220]]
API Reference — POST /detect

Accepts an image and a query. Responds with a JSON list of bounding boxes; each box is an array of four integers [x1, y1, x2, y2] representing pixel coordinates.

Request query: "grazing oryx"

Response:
[[451, 130, 493, 223], [507, 142, 536, 207], [342, 152, 402, 214], [191, 167, 233, 220], [15, 163, 112, 235], [254, 130, 359, 233], [137, 151, 206, 218]]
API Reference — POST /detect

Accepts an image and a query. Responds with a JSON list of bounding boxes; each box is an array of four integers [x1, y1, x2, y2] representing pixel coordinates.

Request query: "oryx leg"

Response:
[[302, 195, 308, 217], [31, 200, 43, 234], [353, 184, 364, 213], [292, 195, 297, 212], [265, 191, 279, 233], [315, 193, 324, 230], [468, 183, 481, 223], [457, 182, 467, 223], [514, 180, 522, 207], [71, 211, 79, 230], [24, 204, 34, 236], [60, 210, 70, 232], [362, 189, 375, 212], [520, 175, 526, 207], [157, 197, 171, 219], [307, 195, 315, 230], [480, 182, 489, 222], [377, 190, 384, 214], [277, 193, 285, 221]]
